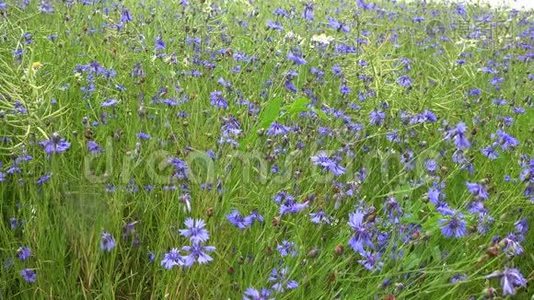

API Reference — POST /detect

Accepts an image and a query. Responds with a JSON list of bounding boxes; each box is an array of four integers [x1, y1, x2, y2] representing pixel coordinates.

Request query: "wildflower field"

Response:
[[0, 0, 533, 299]]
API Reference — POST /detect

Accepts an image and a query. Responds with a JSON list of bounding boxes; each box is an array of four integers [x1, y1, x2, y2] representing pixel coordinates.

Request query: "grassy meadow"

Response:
[[0, 0, 533, 299]]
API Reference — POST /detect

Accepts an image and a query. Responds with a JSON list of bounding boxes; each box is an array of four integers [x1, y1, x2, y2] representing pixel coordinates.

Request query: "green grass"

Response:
[[0, 0, 533, 299]]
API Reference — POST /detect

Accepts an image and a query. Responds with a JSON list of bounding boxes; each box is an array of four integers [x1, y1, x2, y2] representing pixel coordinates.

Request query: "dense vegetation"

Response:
[[0, 0, 532, 299]]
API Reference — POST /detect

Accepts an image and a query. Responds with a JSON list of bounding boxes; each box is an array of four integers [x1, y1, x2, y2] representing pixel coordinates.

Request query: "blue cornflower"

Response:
[[87, 140, 103, 154], [100, 232, 116, 252], [210, 91, 228, 109], [302, 3, 314, 21], [445, 122, 470, 150], [182, 243, 216, 266], [397, 75, 412, 88], [39, 0, 54, 13], [16, 246, 31, 261], [168, 157, 189, 180], [243, 288, 272, 300], [121, 8, 132, 23], [36, 173, 51, 186], [358, 251, 382, 271], [309, 210, 332, 224], [495, 130, 519, 151], [154, 35, 166, 51], [466, 182, 489, 200], [137, 132, 151, 140], [39, 133, 71, 155], [161, 248, 184, 269], [501, 234, 524, 257], [269, 268, 298, 293], [277, 240, 297, 257], [310, 152, 345, 176], [450, 273, 468, 284], [481, 146, 499, 160], [425, 159, 438, 174], [101, 98, 118, 107], [20, 268, 36, 283], [274, 191, 308, 215], [179, 218, 209, 243], [266, 20, 283, 31], [486, 268, 527, 296], [287, 51, 306, 65], [369, 110, 385, 126], [439, 212, 467, 238], [226, 210, 253, 229], [266, 122, 290, 136], [348, 210, 374, 254], [384, 197, 403, 224], [327, 17, 350, 32]]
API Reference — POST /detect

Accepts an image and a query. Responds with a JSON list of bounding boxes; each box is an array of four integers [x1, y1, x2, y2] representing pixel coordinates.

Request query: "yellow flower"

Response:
[[32, 61, 43, 71]]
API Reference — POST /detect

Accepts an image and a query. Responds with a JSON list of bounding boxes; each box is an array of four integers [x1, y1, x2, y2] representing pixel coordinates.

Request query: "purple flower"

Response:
[[39, 133, 71, 155], [161, 248, 184, 269], [36, 173, 51, 186], [445, 122, 470, 150], [100, 232, 116, 252], [101, 98, 118, 107], [495, 130, 519, 151], [310, 152, 345, 176], [348, 210, 374, 254], [249, 210, 264, 223], [287, 51, 306, 65], [466, 182, 489, 200], [168, 157, 189, 179], [358, 251, 382, 271], [137, 132, 151, 140], [277, 240, 297, 257], [515, 218, 528, 235], [266, 122, 290, 136], [9, 217, 20, 230], [182, 243, 216, 266], [284, 79, 297, 93], [269, 268, 298, 293], [501, 234, 524, 257], [155, 35, 166, 51], [328, 17, 350, 32], [16, 246, 31, 261], [121, 8, 132, 23], [179, 218, 209, 243], [481, 146, 498, 160], [226, 210, 253, 229], [468, 88, 481, 97], [425, 159, 438, 174], [279, 200, 308, 215], [243, 288, 272, 300], [397, 75, 412, 88], [439, 212, 467, 238], [210, 91, 228, 109], [20, 268, 36, 283], [266, 20, 283, 31], [302, 3, 314, 21], [384, 197, 403, 224], [274, 191, 308, 215], [486, 268, 527, 296], [369, 110, 385, 126], [87, 140, 103, 154], [450, 273, 468, 284], [39, 0, 54, 13], [309, 210, 332, 224]]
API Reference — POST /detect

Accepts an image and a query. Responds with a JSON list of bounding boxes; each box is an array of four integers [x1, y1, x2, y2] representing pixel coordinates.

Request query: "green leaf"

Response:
[[240, 97, 283, 149], [283, 97, 310, 118]]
